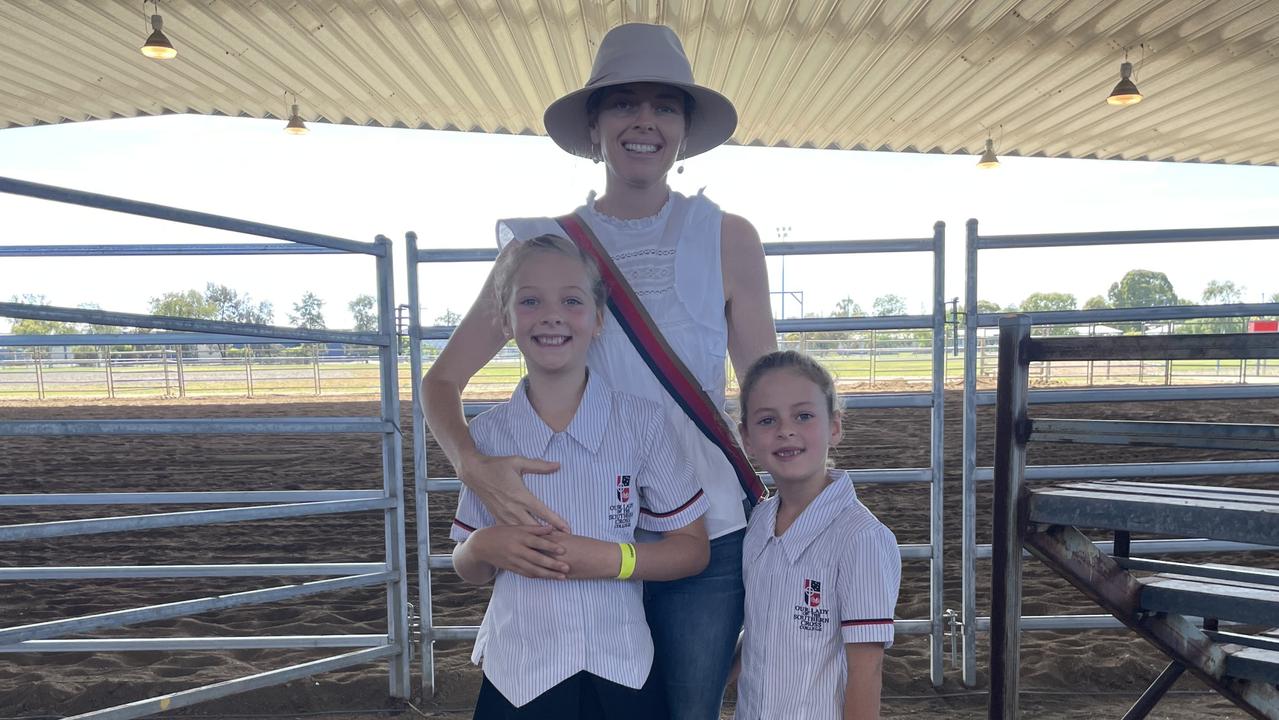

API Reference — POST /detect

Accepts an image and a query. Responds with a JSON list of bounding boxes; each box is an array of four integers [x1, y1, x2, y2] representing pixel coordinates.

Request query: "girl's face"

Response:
[[589, 82, 688, 188], [741, 369, 842, 487], [505, 251, 603, 377]]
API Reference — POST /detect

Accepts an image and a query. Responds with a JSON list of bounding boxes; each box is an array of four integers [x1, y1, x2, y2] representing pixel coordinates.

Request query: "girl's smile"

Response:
[[742, 369, 843, 489], [505, 252, 603, 375]]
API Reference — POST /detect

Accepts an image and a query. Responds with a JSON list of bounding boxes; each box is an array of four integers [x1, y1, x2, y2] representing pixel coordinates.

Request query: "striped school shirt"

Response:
[[450, 370, 708, 708], [736, 470, 901, 720]]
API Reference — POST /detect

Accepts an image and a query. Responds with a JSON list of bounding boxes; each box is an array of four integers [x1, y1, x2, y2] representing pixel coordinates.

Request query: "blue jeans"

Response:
[[644, 528, 745, 720]]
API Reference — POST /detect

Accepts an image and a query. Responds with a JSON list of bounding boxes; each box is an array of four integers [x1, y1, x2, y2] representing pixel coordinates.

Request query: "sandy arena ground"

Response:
[[1, 389, 1276, 719]]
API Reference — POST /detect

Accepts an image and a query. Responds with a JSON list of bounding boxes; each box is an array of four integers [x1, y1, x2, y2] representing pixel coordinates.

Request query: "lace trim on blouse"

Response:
[[584, 190, 672, 231]]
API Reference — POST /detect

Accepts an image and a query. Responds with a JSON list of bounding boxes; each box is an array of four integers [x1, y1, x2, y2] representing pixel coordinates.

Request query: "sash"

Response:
[[555, 213, 767, 507]]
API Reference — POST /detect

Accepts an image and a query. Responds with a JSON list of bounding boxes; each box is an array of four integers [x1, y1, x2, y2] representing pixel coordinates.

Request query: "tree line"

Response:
[[6, 285, 384, 359]]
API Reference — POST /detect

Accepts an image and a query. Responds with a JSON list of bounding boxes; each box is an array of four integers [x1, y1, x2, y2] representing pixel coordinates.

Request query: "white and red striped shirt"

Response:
[[736, 471, 900, 720], [451, 370, 707, 708]]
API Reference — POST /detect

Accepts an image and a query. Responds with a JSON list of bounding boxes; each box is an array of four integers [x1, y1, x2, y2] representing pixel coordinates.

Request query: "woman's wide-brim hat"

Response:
[[543, 23, 738, 160]]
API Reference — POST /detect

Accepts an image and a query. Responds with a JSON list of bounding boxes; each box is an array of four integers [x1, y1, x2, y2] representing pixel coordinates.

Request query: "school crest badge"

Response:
[[803, 579, 822, 608], [616, 475, 632, 503]]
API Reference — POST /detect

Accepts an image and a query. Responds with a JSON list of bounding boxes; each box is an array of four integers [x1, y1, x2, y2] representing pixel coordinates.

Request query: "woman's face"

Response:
[[589, 83, 688, 188]]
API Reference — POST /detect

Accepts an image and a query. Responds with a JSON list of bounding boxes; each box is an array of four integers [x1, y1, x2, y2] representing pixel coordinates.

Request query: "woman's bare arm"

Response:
[[721, 213, 778, 379], [421, 262, 568, 532]]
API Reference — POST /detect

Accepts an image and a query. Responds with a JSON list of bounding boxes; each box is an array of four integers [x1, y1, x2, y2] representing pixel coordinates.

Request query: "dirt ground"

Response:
[[1, 389, 1276, 718]]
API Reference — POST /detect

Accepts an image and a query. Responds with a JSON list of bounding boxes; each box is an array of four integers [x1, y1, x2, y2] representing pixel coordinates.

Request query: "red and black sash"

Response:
[[556, 213, 767, 507]]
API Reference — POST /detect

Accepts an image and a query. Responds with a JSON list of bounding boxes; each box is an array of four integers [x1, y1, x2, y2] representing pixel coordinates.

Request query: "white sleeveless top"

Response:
[[497, 190, 746, 538]]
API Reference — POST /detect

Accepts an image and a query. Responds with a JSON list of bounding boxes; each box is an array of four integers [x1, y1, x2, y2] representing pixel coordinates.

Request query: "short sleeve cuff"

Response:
[[637, 490, 708, 533], [841, 619, 895, 649], [449, 517, 479, 543]]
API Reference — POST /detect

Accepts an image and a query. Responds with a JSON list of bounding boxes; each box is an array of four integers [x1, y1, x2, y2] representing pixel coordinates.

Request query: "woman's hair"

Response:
[[491, 234, 607, 317], [738, 350, 838, 422]]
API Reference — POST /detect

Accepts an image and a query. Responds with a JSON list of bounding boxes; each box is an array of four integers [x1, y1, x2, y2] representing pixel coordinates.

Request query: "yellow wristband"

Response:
[[616, 542, 637, 580]]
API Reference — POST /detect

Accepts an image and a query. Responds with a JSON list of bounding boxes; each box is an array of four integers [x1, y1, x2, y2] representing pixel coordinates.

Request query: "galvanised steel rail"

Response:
[[0, 243, 344, 256], [0, 175, 382, 256], [2, 635, 387, 652], [0, 178, 410, 717], [0, 498, 393, 542], [0, 418, 392, 435], [960, 220, 1279, 687], [406, 224, 951, 694], [0, 302, 386, 346]]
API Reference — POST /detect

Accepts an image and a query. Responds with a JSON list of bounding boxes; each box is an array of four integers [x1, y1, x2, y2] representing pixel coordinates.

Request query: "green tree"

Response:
[[1201, 280, 1244, 305], [7, 294, 77, 335], [1107, 269, 1178, 308], [976, 300, 1003, 315], [76, 302, 119, 335], [871, 294, 907, 317], [1019, 292, 1077, 313], [289, 292, 327, 329], [831, 296, 864, 317], [434, 308, 463, 326], [1083, 295, 1109, 310], [349, 294, 378, 332], [205, 283, 274, 325], [150, 290, 216, 319]]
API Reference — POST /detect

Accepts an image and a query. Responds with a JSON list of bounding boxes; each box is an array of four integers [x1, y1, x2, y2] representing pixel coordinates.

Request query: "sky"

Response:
[[1, 113, 1278, 333]]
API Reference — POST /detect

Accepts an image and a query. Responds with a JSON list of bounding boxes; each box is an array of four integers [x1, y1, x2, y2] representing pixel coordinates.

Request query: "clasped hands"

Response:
[[464, 525, 621, 581]]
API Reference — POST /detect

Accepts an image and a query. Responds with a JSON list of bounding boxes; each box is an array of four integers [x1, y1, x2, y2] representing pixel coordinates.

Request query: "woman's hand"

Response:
[[460, 452, 569, 532], [462, 525, 570, 580]]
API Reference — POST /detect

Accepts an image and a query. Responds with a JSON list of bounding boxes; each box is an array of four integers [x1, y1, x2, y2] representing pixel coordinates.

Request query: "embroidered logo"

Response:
[[608, 473, 635, 529], [803, 579, 822, 608], [794, 578, 830, 632]]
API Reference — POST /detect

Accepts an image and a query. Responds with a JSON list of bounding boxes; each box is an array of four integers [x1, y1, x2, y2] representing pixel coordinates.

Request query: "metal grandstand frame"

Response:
[[406, 222, 950, 695], [0, 176, 410, 719], [960, 220, 1279, 687]]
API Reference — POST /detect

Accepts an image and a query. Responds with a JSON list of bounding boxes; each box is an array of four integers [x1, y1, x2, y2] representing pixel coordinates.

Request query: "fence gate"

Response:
[[0, 176, 409, 718], [960, 220, 1279, 687], [407, 222, 951, 694]]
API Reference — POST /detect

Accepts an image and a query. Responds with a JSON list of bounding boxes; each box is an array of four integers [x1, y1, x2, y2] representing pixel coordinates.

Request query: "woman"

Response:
[[423, 23, 776, 719]]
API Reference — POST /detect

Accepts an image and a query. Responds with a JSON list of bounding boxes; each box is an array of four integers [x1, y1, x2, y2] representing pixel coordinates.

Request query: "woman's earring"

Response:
[[676, 163, 684, 174], [675, 144, 687, 174]]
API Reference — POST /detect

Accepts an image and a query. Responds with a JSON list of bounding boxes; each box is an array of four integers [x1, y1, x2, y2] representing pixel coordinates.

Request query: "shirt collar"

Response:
[[757, 470, 859, 564], [509, 370, 611, 458]]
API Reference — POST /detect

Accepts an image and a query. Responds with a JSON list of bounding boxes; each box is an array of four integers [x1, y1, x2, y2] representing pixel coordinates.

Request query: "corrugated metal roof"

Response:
[[2, 1, 1277, 165]]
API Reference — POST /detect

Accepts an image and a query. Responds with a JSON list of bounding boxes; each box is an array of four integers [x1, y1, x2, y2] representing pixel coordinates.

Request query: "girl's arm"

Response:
[[421, 262, 568, 532], [452, 525, 571, 584], [546, 517, 710, 581], [842, 642, 885, 720], [721, 213, 778, 379]]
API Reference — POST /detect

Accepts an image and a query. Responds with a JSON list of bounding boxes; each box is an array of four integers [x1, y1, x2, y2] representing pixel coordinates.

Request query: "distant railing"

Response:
[[3, 317, 1273, 401]]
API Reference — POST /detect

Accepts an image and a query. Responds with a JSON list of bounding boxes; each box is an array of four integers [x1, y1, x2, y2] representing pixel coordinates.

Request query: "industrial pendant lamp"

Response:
[[976, 136, 999, 169], [139, 1, 177, 60], [284, 93, 309, 135], [1107, 49, 1143, 106]]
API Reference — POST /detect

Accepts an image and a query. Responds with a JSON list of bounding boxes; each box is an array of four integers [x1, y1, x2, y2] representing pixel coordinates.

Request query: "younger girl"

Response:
[[734, 351, 901, 720], [450, 234, 710, 719]]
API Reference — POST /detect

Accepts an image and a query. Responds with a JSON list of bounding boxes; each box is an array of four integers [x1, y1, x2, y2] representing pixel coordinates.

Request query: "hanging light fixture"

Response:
[[284, 93, 309, 135], [976, 138, 1000, 169], [1107, 49, 1143, 106], [139, 1, 177, 60]]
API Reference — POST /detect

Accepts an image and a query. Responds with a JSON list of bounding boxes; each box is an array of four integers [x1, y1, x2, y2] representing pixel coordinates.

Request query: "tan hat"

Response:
[[543, 23, 738, 160]]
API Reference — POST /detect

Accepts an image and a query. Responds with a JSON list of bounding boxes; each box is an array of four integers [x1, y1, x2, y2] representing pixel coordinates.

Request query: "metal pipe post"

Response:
[[928, 221, 946, 687], [989, 314, 1031, 720], [961, 218, 979, 686], [405, 231, 437, 697], [375, 235, 410, 698]]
